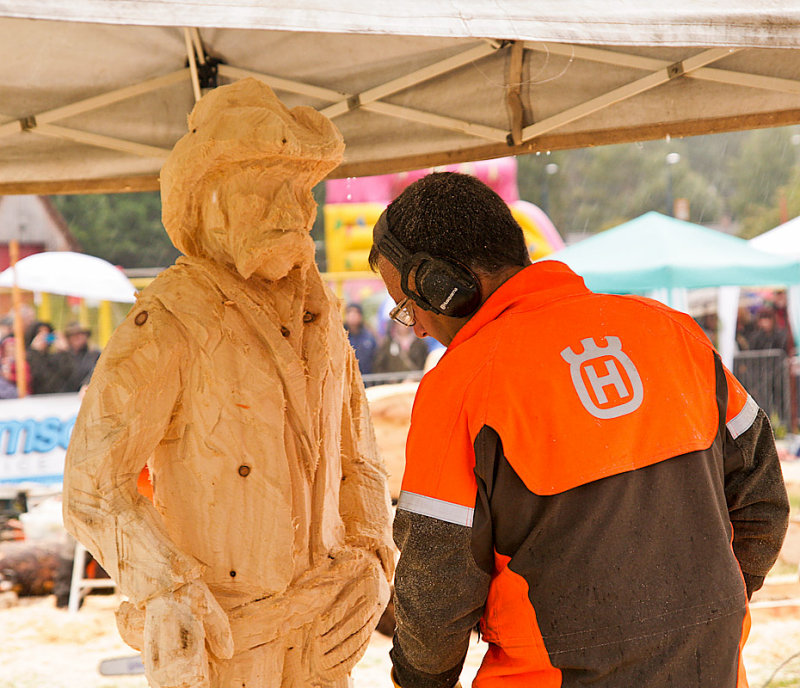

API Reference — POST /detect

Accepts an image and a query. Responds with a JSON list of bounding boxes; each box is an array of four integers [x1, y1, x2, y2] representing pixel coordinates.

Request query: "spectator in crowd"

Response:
[[344, 303, 377, 375], [747, 307, 789, 352], [62, 322, 101, 392], [0, 316, 13, 342], [373, 320, 428, 376], [27, 322, 74, 395], [9, 304, 38, 340], [738, 306, 793, 423], [692, 306, 718, 348], [0, 336, 29, 398], [25, 320, 51, 348], [736, 306, 755, 353], [772, 290, 790, 332]]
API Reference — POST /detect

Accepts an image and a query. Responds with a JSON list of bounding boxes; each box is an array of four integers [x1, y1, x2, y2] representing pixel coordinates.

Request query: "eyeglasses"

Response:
[[389, 296, 415, 327]]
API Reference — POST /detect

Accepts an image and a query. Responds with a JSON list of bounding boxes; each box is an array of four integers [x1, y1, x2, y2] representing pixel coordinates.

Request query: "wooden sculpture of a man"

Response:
[[62, 78, 394, 688]]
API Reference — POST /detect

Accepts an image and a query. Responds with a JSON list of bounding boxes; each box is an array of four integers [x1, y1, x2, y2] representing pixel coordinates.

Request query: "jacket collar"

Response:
[[447, 261, 589, 351]]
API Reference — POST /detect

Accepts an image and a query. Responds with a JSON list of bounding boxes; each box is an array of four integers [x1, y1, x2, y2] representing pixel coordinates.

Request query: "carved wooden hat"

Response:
[[160, 78, 344, 241]]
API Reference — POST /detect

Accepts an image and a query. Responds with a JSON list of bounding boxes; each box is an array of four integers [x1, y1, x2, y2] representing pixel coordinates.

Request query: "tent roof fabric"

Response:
[[5, 2, 800, 47], [546, 212, 800, 291], [4, 4, 800, 192], [750, 217, 800, 258]]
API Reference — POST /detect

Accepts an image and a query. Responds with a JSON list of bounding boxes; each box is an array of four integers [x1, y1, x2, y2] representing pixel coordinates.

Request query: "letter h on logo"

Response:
[[561, 336, 644, 419]]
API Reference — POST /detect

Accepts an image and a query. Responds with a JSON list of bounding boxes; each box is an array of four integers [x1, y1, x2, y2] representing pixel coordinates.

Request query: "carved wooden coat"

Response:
[[62, 79, 394, 688]]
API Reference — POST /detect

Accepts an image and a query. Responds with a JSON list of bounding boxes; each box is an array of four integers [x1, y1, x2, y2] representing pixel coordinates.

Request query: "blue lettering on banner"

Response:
[[0, 416, 78, 455]]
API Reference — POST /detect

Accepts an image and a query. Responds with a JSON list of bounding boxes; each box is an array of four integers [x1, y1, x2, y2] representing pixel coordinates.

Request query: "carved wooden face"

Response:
[[197, 165, 318, 280], [159, 79, 344, 280]]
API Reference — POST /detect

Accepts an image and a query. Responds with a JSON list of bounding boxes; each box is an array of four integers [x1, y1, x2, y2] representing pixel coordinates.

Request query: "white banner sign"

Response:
[[0, 393, 81, 486]]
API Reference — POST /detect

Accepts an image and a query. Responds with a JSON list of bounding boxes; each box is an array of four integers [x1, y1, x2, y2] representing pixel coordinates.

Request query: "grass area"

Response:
[[760, 661, 800, 688], [770, 558, 799, 577], [789, 489, 800, 516]]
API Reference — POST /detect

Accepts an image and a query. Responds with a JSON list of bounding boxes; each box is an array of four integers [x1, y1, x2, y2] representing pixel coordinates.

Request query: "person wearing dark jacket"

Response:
[[62, 322, 101, 391], [344, 303, 377, 375], [373, 321, 428, 376], [369, 172, 789, 688], [27, 322, 72, 395]]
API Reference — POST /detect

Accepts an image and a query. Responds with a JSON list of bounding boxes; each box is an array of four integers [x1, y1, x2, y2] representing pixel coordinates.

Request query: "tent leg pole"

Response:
[[184, 28, 202, 102]]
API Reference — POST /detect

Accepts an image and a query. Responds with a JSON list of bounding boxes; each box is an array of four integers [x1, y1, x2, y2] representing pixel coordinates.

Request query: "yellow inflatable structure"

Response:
[[324, 202, 560, 273]]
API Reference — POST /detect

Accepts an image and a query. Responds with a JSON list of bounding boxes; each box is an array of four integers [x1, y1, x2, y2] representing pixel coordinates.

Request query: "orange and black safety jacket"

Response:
[[390, 261, 789, 688]]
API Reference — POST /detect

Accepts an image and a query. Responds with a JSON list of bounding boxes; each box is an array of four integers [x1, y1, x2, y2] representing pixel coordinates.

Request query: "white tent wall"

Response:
[[715, 284, 799, 369], [714, 219, 800, 371], [717, 286, 741, 370], [646, 288, 689, 313], [752, 225, 800, 352], [3, 4, 800, 193]]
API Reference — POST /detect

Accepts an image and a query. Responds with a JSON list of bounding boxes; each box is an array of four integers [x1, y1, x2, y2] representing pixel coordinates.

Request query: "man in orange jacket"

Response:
[[370, 171, 789, 688]]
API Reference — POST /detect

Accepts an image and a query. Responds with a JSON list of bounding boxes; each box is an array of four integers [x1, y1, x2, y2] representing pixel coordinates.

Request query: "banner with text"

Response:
[[0, 394, 81, 486]]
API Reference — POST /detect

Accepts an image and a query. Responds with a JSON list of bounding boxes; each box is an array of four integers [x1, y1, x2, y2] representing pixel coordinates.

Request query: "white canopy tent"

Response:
[[713, 220, 800, 369], [0, 251, 137, 302], [750, 220, 800, 354], [3, 2, 800, 194]]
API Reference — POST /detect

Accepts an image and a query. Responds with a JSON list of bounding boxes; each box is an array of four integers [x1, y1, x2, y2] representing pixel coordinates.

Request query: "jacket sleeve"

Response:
[[722, 367, 790, 598], [62, 298, 205, 606], [391, 509, 490, 688], [338, 347, 395, 579]]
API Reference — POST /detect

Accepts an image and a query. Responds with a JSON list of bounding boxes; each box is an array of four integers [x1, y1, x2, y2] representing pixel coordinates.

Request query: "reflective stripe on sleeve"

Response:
[[397, 490, 474, 527], [726, 394, 759, 440]]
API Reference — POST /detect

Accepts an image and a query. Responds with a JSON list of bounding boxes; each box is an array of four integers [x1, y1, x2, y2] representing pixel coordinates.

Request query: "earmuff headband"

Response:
[[373, 208, 482, 318]]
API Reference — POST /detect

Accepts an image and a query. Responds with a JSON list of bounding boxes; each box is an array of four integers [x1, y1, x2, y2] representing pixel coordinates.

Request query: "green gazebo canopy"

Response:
[[546, 212, 800, 293]]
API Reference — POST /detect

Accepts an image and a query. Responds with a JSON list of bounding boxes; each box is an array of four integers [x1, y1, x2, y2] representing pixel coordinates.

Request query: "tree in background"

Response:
[[50, 185, 328, 271], [727, 128, 796, 238], [50, 192, 180, 269], [519, 139, 727, 234], [518, 125, 800, 239], [49, 126, 800, 263]]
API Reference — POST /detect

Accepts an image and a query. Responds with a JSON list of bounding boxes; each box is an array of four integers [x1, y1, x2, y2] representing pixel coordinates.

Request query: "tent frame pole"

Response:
[[506, 41, 525, 146], [218, 64, 348, 102], [521, 47, 738, 141], [9, 27, 800, 183], [361, 101, 508, 142], [184, 27, 202, 102], [0, 69, 191, 139], [34, 123, 171, 158], [528, 43, 800, 96], [320, 41, 499, 118]]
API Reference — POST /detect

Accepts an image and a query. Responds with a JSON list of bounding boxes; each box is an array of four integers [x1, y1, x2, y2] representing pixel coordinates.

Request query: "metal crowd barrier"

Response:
[[360, 370, 425, 386], [733, 349, 791, 429]]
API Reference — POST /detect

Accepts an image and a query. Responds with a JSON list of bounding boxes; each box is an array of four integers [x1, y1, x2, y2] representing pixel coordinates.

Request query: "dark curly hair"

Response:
[[369, 171, 529, 273]]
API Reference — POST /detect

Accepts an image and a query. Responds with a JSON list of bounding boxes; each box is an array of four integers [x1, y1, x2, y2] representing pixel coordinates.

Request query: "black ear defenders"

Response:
[[374, 209, 482, 318]]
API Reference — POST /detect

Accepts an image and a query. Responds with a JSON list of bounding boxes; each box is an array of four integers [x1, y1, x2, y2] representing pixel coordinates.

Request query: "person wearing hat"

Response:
[[61, 322, 100, 392], [62, 79, 393, 688], [27, 321, 67, 394], [25, 320, 93, 395]]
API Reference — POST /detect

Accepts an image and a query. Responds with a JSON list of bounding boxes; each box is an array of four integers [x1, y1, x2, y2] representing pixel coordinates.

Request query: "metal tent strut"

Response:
[[5, 27, 800, 168]]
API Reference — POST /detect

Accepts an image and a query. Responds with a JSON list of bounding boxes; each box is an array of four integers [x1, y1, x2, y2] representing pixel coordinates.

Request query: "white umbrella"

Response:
[[0, 251, 137, 303]]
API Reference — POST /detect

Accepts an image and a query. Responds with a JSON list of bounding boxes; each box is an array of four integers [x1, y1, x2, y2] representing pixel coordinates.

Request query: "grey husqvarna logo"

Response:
[[560, 336, 644, 419]]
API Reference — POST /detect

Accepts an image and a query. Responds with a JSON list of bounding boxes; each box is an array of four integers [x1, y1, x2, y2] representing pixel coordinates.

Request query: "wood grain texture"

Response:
[[62, 79, 394, 688]]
